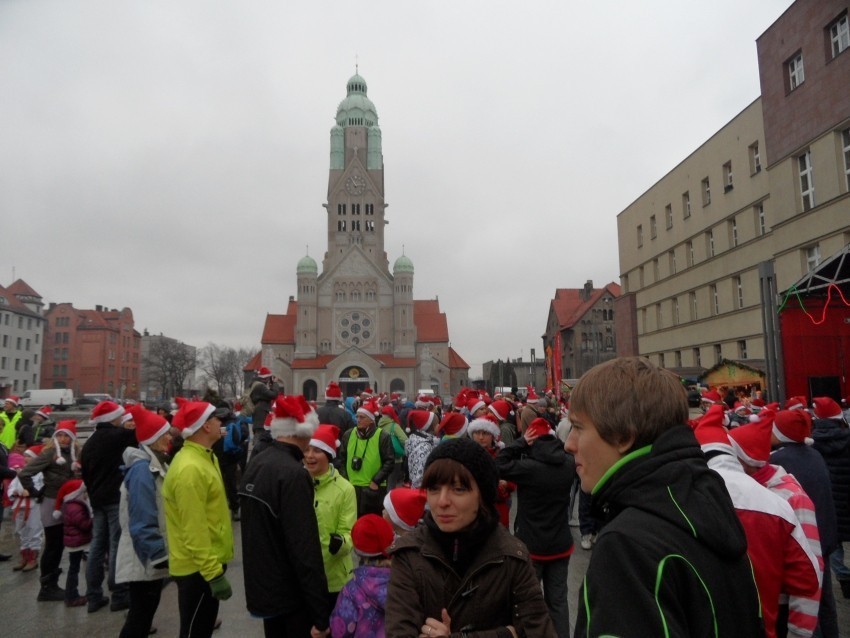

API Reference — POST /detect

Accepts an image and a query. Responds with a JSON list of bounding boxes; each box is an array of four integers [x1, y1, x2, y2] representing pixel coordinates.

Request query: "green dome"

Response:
[[296, 254, 318, 275], [336, 73, 379, 128], [393, 254, 414, 274]]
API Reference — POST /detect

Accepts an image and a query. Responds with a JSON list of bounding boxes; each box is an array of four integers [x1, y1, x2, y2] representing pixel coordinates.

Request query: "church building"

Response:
[[257, 73, 469, 400]]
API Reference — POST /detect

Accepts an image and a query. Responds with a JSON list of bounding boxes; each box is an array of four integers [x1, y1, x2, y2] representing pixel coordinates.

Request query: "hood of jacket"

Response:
[[352, 565, 390, 610], [122, 444, 167, 477], [527, 435, 568, 465], [593, 424, 747, 561], [812, 418, 850, 455]]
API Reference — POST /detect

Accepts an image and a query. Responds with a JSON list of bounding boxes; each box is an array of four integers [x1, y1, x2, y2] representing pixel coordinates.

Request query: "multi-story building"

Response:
[[617, 0, 850, 398], [542, 280, 621, 381], [0, 280, 45, 398], [42, 303, 141, 400], [259, 73, 469, 400], [482, 354, 547, 395]]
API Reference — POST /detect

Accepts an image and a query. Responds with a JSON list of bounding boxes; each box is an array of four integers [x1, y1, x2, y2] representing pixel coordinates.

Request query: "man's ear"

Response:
[[616, 433, 636, 455]]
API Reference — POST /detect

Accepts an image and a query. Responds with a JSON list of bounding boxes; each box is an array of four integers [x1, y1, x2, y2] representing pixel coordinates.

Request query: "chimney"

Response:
[[95, 304, 102, 312], [289, 295, 295, 302], [582, 280, 594, 301]]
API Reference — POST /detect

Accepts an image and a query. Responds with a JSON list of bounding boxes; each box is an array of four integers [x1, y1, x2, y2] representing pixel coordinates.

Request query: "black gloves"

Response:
[[329, 533, 344, 555]]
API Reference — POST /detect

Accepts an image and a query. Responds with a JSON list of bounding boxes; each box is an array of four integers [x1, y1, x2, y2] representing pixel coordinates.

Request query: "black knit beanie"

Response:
[[424, 437, 499, 508]]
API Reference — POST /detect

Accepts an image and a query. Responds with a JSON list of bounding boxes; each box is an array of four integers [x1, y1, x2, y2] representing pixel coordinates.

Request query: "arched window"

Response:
[[390, 378, 405, 392], [302, 379, 318, 401]]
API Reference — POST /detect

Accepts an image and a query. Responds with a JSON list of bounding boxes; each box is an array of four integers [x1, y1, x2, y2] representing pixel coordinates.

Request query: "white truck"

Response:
[[18, 388, 75, 411]]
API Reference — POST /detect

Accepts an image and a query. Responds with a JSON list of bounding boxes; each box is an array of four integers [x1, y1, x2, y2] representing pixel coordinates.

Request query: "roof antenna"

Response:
[[355, 53, 359, 74], [402, 244, 405, 256], [306, 244, 309, 256]]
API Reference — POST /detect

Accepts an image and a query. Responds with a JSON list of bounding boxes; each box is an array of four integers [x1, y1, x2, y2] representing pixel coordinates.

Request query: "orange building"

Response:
[[42, 303, 141, 400]]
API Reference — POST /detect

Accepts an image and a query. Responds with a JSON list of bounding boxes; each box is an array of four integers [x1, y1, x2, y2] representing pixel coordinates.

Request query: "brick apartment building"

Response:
[[42, 303, 141, 400]]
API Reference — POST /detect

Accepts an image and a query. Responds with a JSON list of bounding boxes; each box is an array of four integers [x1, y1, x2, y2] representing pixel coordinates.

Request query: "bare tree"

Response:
[[144, 338, 197, 398], [200, 343, 255, 398]]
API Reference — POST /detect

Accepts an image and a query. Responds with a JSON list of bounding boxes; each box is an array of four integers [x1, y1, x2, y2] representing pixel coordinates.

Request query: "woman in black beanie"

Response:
[[385, 437, 555, 637]]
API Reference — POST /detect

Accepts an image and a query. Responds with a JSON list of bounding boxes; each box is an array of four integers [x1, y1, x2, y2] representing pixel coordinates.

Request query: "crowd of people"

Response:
[[0, 356, 849, 637]]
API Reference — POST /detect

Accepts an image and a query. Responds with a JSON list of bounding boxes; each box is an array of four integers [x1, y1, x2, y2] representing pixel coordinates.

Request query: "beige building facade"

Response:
[[617, 0, 850, 387]]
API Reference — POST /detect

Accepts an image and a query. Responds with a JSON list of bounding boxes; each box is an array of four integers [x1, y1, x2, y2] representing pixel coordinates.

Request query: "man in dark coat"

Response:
[[239, 396, 330, 636], [315, 381, 355, 433], [80, 401, 137, 613], [496, 417, 576, 637], [247, 367, 280, 444]]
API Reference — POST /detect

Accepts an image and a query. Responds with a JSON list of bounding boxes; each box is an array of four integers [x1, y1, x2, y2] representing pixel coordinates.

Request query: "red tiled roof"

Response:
[[5, 279, 41, 298], [552, 282, 621, 330], [291, 355, 336, 369], [0, 284, 39, 318], [262, 308, 297, 344], [243, 351, 261, 372], [448, 347, 470, 370], [77, 309, 115, 331], [413, 299, 449, 342]]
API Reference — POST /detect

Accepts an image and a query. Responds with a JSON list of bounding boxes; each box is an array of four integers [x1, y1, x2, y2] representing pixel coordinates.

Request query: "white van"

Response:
[[19, 388, 75, 411]]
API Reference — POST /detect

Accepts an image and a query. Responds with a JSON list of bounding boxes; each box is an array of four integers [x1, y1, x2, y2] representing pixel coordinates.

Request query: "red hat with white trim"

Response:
[[526, 387, 540, 403], [324, 382, 343, 401], [701, 390, 722, 404], [269, 395, 317, 439], [256, 366, 273, 378], [53, 479, 87, 520], [309, 424, 341, 459], [25, 444, 44, 458], [525, 417, 554, 439], [784, 396, 808, 411], [466, 396, 487, 417], [773, 409, 813, 445], [437, 412, 468, 437], [728, 409, 775, 467], [91, 401, 125, 424], [130, 404, 171, 447], [692, 405, 733, 455], [813, 396, 843, 420], [35, 406, 53, 420], [488, 399, 512, 422], [351, 514, 394, 558], [172, 398, 216, 439], [357, 399, 380, 422], [383, 487, 427, 532], [4, 395, 20, 407], [407, 410, 435, 431], [52, 420, 79, 469]]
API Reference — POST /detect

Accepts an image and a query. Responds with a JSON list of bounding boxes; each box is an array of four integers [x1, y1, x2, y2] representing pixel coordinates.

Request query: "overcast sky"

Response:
[[0, 0, 794, 378]]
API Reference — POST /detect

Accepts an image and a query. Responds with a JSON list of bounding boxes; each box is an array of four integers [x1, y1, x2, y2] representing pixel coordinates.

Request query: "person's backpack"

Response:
[[240, 383, 256, 417], [223, 420, 242, 455]]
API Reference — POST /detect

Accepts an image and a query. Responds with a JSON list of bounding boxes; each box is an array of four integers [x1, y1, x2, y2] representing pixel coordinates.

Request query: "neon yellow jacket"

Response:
[[0, 410, 21, 448], [313, 466, 357, 593], [162, 440, 233, 581]]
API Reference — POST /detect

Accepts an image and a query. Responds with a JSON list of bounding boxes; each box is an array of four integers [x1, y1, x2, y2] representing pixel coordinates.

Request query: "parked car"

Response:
[[76, 393, 114, 407]]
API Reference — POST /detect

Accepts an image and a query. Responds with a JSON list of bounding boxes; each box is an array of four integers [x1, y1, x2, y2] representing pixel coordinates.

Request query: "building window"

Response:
[[638, 265, 645, 287], [641, 308, 647, 333], [650, 215, 657, 239], [665, 204, 673, 229], [673, 297, 680, 325], [14, 358, 20, 371], [749, 142, 762, 174], [686, 240, 694, 267], [16, 337, 21, 350], [691, 291, 698, 320], [352, 204, 360, 215], [669, 250, 677, 275], [25, 338, 30, 351], [656, 303, 663, 329], [723, 161, 733, 192], [714, 343, 722, 363], [2, 335, 7, 347], [337, 220, 346, 231], [711, 284, 719, 315], [365, 203, 374, 215], [337, 204, 346, 215], [701, 178, 711, 206], [806, 245, 821, 271], [365, 291, 375, 301], [730, 218, 738, 247], [787, 52, 805, 90], [842, 128, 850, 191], [653, 258, 660, 281], [336, 291, 345, 301], [736, 276, 744, 309], [738, 340, 748, 359], [659, 352, 665, 368], [798, 150, 815, 211], [675, 350, 682, 367], [637, 225, 643, 248], [682, 191, 691, 218], [24, 360, 29, 372], [693, 347, 701, 367], [0, 356, 5, 369], [830, 13, 849, 58], [365, 220, 375, 232], [707, 229, 715, 258], [755, 204, 766, 236]]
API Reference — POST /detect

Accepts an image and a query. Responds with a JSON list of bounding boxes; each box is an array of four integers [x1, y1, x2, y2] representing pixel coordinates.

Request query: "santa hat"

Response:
[[4, 395, 20, 407], [437, 412, 468, 437], [415, 393, 433, 409], [172, 398, 216, 439], [692, 405, 734, 455], [324, 382, 343, 401], [269, 395, 317, 439], [751, 398, 766, 408], [525, 417, 554, 439], [467, 416, 501, 440], [813, 396, 843, 420], [7, 452, 26, 470], [91, 400, 125, 424], [383, 487, 427, 532], [784, 396, 808, 411], [52, 420, 79, 468], [701, 390, 722, 404], [35, 406, 53, 420], [309, 424, 341, 459], [466, 396, 487, 416], [727, 409, 775, 467], [130, 404, 170, 447], [256, 366, 273, 379], [361, 387, 374, 399], [357, 399, 380, 422], [407, 409, 435, 432], [733, 402, 752, 415], [120, 412, 135, 425], [526, 387, 540, 403], [351, 514, 395, 558], [297, 395, 320, 429], [53, 479, 89, 520], [453, 388, 473, 410], [381, 405, 400, 424], [25, 444, 44, 458], [488, 399, 512, 422], [773, 409, 813, 445]]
